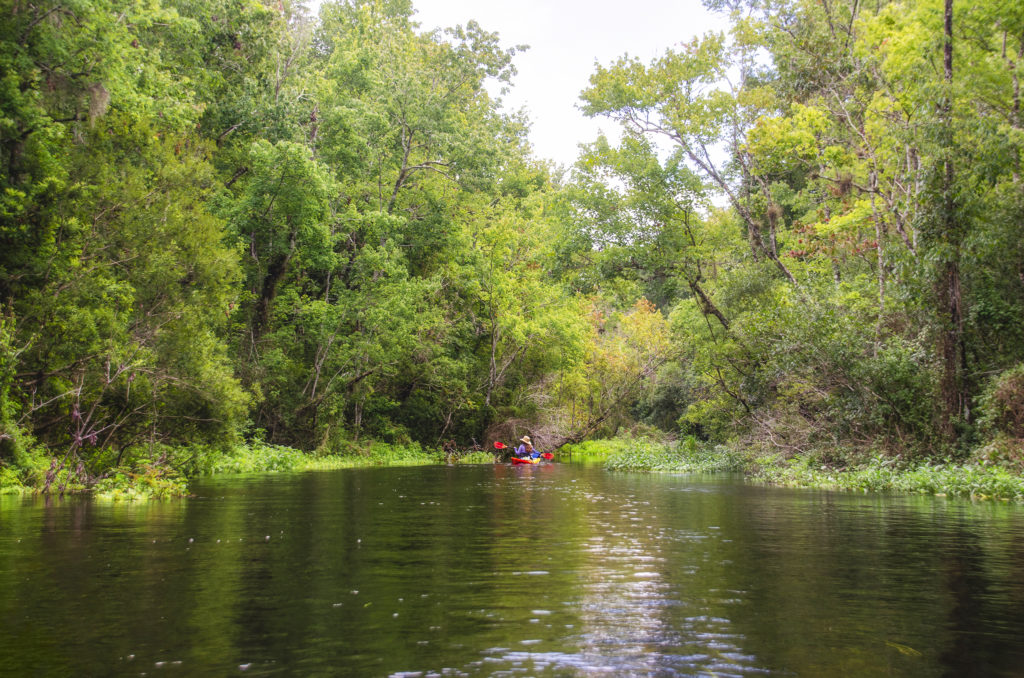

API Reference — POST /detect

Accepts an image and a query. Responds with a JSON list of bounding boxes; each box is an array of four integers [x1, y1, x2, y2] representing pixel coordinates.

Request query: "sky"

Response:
[[309, 1, 729, 168]]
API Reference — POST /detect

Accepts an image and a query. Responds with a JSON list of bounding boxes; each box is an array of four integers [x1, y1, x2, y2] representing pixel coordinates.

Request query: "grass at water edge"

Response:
[[594, 436, 1024, 502], [2, 441, 499, 500]]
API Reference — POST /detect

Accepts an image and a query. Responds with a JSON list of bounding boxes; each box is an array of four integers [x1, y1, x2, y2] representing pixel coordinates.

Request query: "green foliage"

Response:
[[601, 435, 746, 473], [752, 454, 1024, 502], [328, 441, 436, 467], [4, 0, 1024, 495], [569, 0, 1024, 471], [452, 450, 496, 464], [972, 436, 1024, 474], [0, 308, 29, 466], [0, 436, 47, 494], [972, 364, 1024, 470], [596, 437, 1024, 502], [205, 442, 310, 475], [202, 440, 437, 475], [0, 467, 27, 494], [92, 466, 188, 501], [0, 0, 585, 489], [977, 363, 1024, 440]]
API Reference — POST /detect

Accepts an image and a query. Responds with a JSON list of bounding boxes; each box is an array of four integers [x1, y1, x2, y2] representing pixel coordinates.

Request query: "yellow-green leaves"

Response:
[[747, 105, 833, 165]]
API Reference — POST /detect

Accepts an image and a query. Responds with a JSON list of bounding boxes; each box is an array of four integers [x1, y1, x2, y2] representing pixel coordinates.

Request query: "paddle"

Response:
[[494, 440, 519, 460]]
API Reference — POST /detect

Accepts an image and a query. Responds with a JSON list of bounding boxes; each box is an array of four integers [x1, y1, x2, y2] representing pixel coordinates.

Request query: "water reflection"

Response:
[[533, 483, 764, 676], [2, 466, 1024, 676]]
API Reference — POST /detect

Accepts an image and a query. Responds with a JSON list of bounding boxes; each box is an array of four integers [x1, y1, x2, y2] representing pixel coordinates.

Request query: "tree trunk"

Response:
[[937, 0, 967, 441], [253, 230, 297, 341]]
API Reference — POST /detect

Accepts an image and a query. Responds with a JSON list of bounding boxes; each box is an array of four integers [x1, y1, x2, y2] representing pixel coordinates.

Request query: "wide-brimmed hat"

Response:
[[520, 436, 531, 444]]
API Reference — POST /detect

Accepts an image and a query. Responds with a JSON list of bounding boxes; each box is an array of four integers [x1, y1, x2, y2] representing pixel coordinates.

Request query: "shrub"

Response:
[[602, 435, 746, 473], [204, 442, 307, 475], [973, 435, 1024, 472], [93, 466, 188, 501], [978, 364, 1024, 439], [751, 454, 1024, 501], [0, 464, 26, 494], [453, 451, 496, 464]]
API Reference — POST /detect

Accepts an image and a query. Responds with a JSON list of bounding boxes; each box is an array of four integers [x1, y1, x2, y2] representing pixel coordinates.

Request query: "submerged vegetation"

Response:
[[1, 0, 1023, 498]]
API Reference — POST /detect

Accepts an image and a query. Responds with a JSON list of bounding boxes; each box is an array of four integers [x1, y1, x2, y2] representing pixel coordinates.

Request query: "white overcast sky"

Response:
[[307, 1, 728, 168]]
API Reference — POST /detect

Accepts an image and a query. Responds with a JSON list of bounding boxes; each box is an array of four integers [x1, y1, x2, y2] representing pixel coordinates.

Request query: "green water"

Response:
[[2, 463, 1024, 676]]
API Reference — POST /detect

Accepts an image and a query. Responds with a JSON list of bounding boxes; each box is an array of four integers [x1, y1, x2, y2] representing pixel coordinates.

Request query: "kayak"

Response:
[[510, 456, 540, 465]]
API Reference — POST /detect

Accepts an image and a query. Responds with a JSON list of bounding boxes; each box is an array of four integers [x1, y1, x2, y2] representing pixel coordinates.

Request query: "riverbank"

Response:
[[578, 437, 1024, 502], [11, 434, 1023, 503], [0, 441, 497, 500]]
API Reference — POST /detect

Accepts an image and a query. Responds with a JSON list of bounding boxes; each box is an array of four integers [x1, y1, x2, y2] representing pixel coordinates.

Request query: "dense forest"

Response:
[[1, 0, 1023, 491]]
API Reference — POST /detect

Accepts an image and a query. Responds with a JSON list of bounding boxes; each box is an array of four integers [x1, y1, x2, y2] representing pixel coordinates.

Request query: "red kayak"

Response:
[[494, 443, 553, 464]]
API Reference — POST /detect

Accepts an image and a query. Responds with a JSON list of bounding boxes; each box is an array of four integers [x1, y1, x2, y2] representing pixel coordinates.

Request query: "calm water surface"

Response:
[[2, 463, 1024, 677]]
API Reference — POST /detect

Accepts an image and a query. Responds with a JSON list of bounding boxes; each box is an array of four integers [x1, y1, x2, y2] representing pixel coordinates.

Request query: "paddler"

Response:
[[514, 436, 540, 459]]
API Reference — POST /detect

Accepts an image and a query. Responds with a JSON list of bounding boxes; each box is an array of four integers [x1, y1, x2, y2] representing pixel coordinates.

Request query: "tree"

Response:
[[568, 0, 1024, 459], [0, 0, 249, 482]]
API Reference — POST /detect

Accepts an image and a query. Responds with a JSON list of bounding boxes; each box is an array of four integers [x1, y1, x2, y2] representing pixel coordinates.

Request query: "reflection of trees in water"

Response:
[[728, 496, 947, 674], [940, 529, 991, 677], [720, 492, 1024, 677], [939, 523, 1024, 678], [6, 469, 1024, 676]]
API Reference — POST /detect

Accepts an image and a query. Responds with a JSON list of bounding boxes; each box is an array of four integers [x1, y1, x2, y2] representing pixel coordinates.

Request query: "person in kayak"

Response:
[[515, 436, 541, 459]]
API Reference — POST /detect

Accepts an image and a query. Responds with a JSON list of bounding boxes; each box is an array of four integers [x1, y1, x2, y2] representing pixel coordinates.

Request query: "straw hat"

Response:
[[520, 436, 532, 445]]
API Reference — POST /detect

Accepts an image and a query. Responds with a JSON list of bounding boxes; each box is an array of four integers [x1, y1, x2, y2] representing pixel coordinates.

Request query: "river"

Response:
[[2, 462, 1023, 676]]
